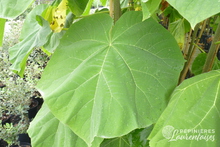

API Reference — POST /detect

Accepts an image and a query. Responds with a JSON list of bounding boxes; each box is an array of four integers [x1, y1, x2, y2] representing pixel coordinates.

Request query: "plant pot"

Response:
[[0, 81, 6, 88], [0, 139, 8, 147], [10, 145, 19, 147], [19, 142, 31, 147], [28, 97, 44, 120], [28, 98, 39, 120], [18, 134, 31, 147], [1, 114, 21, 126]]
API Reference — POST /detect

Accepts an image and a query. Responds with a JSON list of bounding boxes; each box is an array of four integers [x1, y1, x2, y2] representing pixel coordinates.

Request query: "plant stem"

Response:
[[183, 28, 192, 58], [202, 22, 220, 72], [193, 43, 205, 53], [109, 0, 121, 23], [178, 19, 208, 84], [187, 25, 200, 59], [178, 24, 200, 84]]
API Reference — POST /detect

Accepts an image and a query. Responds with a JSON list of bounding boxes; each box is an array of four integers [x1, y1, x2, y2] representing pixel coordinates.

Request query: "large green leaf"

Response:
[[167, 0, 220, 29], [28, 103, 103, 147], [9, 16, 51, 77], [149, 70, 220, 147], [37, 11, 184, 146], [0, 0, 34, 19], [0, 18, 5, 47]]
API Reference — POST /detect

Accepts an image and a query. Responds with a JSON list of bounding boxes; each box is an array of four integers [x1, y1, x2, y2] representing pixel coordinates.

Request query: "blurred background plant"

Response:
[[0, 1, 49, 146]]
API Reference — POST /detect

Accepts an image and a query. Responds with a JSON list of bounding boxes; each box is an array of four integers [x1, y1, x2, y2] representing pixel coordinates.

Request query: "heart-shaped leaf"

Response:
[[37, 11, 184, 146], [149, 70, 220, 147]]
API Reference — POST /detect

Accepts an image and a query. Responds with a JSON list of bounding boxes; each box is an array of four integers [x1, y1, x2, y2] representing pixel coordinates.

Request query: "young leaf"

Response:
[[167, 0, 220, 29], [149, 70, 220, 147], [37, 11, 184, 146]]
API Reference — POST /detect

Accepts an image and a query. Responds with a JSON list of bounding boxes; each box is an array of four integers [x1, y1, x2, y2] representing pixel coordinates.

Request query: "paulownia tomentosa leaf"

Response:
[[148, 70, 220, 147], [9, 4, 73, 76], [167, 0, 220, 29], [19, 4, 48, 41], [37, 11, 184, 146], [28, 103, 103, 147], [9, 14, 51, 77], [0, 0, 34, 19]]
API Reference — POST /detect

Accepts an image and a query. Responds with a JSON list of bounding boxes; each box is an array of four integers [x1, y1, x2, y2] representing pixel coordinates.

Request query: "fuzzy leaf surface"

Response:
[[37, 11, 184, 146], [149, 70, 220, 147]]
